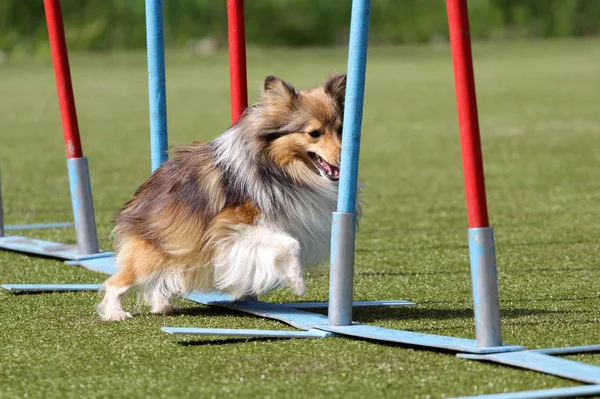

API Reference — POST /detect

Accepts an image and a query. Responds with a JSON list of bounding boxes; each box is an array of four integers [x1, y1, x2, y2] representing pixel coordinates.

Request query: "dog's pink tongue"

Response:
[[331, 165, 340, 177], [322, 157, 340, 176]]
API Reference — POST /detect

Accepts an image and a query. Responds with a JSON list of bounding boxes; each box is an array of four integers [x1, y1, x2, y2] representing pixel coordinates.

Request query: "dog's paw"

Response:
[[101, 310, 133, 321], [150, 304, 175, 315], [288, 278, 306, 297]]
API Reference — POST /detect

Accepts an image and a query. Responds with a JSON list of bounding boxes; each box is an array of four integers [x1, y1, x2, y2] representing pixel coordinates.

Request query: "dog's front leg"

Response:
[[212, 224, 306, 298]]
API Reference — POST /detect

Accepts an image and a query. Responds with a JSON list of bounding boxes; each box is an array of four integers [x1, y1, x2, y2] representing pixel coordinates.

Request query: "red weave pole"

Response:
[[227, 0, 248, 124], [446, 0, 489, 228], [44, 0, 83, 159]]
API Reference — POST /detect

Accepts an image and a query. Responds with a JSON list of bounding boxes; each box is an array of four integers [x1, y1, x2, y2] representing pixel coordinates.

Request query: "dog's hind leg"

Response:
[[98, 237, 159, 321], [143, 272, 184, 315], [147, 289, 174, 315], [98, 268, 135, 321]]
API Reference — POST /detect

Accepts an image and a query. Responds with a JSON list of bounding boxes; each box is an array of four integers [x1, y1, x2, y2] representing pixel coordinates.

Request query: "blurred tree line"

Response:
[[1, 0, 599, 53]]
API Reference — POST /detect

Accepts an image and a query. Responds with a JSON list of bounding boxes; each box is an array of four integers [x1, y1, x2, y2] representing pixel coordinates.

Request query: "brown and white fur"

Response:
[[98, 74, 353, 321]]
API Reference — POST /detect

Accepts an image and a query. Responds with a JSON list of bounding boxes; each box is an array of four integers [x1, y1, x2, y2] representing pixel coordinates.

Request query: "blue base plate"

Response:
[[0, 235, 111, 261], [449, 384, 600, 399], [458, 351, 600, 384], [4, 222, 73, 231], [315, 323, 524, 354], [534, 344, 600, 356], [177, 292, 523, 354], [65, 255, 117, 274], [185, 291, 329, 331]]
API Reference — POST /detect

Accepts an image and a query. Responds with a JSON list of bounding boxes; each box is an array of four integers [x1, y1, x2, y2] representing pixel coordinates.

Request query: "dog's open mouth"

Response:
[[309, 152, 340, 181]]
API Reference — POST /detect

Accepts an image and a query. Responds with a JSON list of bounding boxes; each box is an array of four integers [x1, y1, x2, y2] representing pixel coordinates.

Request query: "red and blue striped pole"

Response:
[[227, 0, 248, 124], [446, 0, 503, 348], [44, 0, 99, 255]]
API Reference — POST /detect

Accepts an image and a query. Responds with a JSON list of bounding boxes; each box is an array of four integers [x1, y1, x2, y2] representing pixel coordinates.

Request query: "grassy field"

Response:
[[1, 39, 600, 398]]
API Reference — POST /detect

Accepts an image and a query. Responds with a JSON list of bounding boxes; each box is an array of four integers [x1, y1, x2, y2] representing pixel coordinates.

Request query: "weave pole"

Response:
[[446, 0, 503, 348], [43, 0, 99, 255], [227, 0, 248, 124], [227, 0, 251, 302], [145, 0, 168, 172], [328, 0, 372, 326]]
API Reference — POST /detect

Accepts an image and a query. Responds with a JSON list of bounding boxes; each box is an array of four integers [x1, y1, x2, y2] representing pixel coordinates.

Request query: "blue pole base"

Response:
[[67, 157, 99, 255], [468, 227, 503, 348], [328, 212, 356, 326]]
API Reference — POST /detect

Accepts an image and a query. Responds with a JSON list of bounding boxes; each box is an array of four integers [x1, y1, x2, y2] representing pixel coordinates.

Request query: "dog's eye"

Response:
[[309, 130, 321, 138]]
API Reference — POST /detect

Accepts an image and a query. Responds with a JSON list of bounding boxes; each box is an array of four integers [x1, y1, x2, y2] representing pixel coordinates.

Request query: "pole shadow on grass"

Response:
[[166, 306, 589, 348], [350, 307, 573, 323], [356, 270, 470, 277], [170, 303, 579, 323], [499, 294, 600, 303], [355, 239, 596, 255], [169, 306, 251, 319], [179, 336, 307, 347], [167, 306, 579, 345]]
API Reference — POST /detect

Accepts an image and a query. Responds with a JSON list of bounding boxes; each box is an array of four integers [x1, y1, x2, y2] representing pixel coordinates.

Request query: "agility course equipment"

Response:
[[161, 0, 520, 354], [161, 1, 600, 397], [3, 1, 600, 397], [227, 0, 248, 124], [146, 0, 168, 172], [0, 0, 110, 262]]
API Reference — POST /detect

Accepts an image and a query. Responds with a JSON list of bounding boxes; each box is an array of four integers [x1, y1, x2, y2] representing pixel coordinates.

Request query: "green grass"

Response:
[[2, 39, 600, 398]]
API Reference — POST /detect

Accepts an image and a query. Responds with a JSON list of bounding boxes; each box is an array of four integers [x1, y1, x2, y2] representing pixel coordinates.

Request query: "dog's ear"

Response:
[[324, 73, 346, 111], [263, 76, 296, 101]]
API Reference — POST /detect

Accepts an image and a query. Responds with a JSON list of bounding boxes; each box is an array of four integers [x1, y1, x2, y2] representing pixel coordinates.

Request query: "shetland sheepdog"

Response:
[[98, 73, 354, 321]]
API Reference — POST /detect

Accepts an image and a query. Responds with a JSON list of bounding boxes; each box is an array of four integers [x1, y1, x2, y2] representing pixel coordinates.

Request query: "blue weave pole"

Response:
[[145, 0, 168, 172], [328, 0, 371, 326]]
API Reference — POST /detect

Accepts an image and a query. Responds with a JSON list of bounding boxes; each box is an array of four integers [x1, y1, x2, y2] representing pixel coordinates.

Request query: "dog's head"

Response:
[[253, 74, 346, 184]]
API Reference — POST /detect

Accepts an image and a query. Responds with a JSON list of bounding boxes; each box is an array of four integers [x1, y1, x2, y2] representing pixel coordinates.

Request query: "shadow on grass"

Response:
[[171, 302, 578, 324], [357, 270, 469, 277], [177, 334, 485, 354], [179, 336, 307, 347], [168, 306, 591, 348], [499, 294, 600, 303], [350, 307, 578, 323], [171, 306, 250, 318], [355, 238, 595, 254]]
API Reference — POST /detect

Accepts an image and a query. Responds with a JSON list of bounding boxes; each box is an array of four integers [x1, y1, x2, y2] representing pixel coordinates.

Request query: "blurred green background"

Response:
[[1, 0, 600, 54]]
